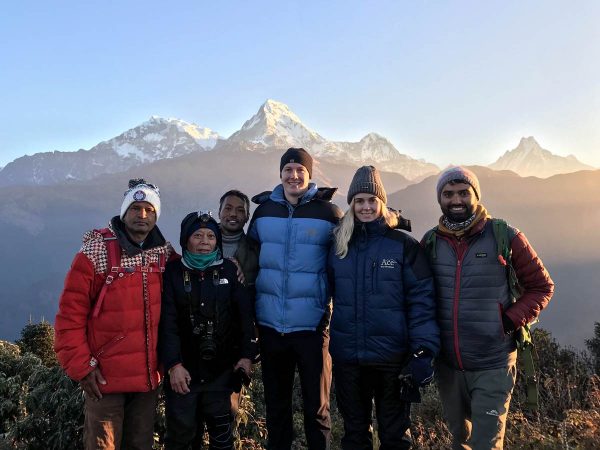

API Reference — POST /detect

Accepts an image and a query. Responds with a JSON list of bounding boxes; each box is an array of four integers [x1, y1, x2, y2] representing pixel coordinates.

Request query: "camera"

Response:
[[192, 321, 218, 360]]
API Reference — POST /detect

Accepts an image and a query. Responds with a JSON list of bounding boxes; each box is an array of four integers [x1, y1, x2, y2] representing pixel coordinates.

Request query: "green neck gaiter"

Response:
[[183, 249, 221, 271]]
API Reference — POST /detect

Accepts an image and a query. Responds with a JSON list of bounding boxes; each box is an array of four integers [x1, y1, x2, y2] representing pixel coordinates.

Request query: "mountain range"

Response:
[[0, 116, 220, 187], [5, 99, 593, 188], [0, 100, 440, 186]]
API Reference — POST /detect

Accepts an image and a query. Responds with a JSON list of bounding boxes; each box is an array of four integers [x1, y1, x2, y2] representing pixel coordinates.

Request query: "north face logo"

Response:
[[380, 259, 397, 269]]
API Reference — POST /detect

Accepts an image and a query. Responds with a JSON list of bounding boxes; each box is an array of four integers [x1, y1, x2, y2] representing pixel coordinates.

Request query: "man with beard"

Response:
[[422, 166, 554, 450], [55, 179, 174, 450]]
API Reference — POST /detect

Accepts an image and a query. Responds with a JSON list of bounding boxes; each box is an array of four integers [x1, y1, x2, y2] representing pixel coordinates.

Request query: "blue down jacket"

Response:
[[248, 183, 342, 333], [328, 218, 439, 365]]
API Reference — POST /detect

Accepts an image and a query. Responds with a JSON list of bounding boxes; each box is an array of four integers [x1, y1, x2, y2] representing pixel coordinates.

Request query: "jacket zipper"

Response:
[[443, 236, 467, 371], [282, 203, 295, 333], [141, 251, 154, 389]]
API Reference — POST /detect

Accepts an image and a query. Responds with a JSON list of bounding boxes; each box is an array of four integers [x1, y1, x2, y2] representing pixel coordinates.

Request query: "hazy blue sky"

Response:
[[1, 0, 598, 167]]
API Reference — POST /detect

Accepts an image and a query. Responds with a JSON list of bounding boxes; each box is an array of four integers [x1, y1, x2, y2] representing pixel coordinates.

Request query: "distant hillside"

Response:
[[0, 155, 597, 348], [0, 147, 410, 341], [388, 166, 600, 348]]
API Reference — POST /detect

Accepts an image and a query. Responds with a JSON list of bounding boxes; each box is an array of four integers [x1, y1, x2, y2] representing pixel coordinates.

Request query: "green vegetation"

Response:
[[1, 322, 598, 449]]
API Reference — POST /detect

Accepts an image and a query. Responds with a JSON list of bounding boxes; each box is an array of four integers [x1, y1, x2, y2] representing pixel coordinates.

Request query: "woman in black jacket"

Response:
[[160, 211, 257, 450]]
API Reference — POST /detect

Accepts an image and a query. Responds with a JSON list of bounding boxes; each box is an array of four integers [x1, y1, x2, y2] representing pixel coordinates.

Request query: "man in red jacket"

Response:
[[423, 166, 554, 450], [55, 178, 174, 450]]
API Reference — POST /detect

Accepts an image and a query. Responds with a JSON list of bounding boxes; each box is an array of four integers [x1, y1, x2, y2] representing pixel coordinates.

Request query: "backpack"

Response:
[[423, 219, 539, 411], [91, 228, 166, 318]]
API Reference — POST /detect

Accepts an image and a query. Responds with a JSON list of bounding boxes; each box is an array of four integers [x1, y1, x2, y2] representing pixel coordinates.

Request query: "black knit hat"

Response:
[[280, 147, 313, 177], [180, 211, 222, 253], [347, 165, 387, 205]]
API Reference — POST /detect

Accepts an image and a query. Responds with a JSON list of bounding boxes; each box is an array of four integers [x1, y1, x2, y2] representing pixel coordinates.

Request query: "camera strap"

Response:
[[183, 268, 217, 335]]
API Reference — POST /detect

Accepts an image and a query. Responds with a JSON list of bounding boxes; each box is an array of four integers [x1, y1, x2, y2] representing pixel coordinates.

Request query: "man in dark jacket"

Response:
[[423, 166, 554, 450], [248, 148, 343, 450], [217, 189, 260, 418], [218, 189, 259, 288]]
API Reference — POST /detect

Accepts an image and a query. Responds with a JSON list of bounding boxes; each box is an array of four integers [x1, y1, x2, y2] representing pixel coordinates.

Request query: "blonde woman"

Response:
[[327, 166, 439, 450]]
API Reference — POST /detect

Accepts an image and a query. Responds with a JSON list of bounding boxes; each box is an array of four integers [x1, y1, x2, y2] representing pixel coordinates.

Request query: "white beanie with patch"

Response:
[[120, 179, 161, 220]]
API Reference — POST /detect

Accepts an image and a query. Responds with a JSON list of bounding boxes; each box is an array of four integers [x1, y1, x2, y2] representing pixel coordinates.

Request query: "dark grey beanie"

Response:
[[280, 147, 313, 177], [436, 166, 481, 202], [347, 165, 387, 205]]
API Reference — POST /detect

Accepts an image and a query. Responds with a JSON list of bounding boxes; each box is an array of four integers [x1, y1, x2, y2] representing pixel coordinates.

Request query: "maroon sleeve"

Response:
[[504, 232, 554, 328]]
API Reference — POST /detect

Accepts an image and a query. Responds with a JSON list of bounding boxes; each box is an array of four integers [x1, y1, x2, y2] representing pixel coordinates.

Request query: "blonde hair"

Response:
[[333, 197, 399, 258]]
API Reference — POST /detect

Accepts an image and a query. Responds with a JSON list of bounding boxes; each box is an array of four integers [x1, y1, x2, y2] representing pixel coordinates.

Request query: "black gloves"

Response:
[[400, 348, 434, 387]]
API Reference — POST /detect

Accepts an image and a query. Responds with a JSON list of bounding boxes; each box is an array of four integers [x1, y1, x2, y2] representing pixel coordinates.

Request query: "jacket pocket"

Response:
[[94, 334, 126, 358]]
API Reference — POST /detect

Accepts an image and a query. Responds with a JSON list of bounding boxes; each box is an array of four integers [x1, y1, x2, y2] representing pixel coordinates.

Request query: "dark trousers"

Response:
[[333, 363, 411, 450], [259, 326, 332, 450], [164, 382, 233, 450], [83, 388, 159, 450]]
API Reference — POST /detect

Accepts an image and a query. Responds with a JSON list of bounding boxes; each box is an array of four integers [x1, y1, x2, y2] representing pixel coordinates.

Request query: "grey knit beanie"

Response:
[[347, 165, 387, 205], [436, 166, 481, 202]]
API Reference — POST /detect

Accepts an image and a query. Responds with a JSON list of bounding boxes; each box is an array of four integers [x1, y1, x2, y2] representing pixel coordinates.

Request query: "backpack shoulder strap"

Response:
[[92, 228, 122, 318], [492, 219, 538, 410], [491, 218, 510, 262], [98, 228, 121, 271], [491, 219, 522, 300], [423, 227, 438, 260]]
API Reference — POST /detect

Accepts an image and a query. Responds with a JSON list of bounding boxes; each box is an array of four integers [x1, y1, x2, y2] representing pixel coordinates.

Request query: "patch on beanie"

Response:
[[133, 190, 147, 201]]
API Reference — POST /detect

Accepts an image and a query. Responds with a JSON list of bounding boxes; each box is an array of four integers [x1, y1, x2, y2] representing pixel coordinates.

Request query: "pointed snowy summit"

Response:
[[489, 137, 593, 178], [228, 99, 325, 149]]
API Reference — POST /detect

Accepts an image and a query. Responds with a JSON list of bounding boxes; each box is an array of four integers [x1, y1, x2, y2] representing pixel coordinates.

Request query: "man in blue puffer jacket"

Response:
[[248, 148, 343, 450]]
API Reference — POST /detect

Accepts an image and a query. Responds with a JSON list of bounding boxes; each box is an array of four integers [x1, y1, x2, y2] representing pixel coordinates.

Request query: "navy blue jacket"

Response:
[[248, 183, 342, 333], [328, 218, 439, 366]]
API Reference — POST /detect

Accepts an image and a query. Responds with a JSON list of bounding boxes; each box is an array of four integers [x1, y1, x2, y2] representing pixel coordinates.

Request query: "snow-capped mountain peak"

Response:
[[515, 136, 543, 154], [489, 136, 593, 178], [229, 99, 325, 148], [138, 116, 220, 148], [0, 116, 222, 187]]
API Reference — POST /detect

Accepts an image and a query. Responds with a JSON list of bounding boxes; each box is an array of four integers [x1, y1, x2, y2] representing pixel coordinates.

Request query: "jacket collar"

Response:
[[110, 216, 167, 257], [354, 216, 388, 238], [252, 185, 338, 205], [270, 182, 318, 206]]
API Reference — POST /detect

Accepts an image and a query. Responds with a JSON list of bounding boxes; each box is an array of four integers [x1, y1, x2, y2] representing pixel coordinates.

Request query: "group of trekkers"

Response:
[[54, 147, 554, 450]]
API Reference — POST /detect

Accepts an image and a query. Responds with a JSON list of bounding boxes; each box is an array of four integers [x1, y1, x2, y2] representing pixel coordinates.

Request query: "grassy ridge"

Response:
[[1, 324, 598, 449]]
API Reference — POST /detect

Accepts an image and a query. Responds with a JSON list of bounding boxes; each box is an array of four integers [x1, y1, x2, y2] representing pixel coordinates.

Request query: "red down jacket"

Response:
[[54, 218, 174, 393]]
